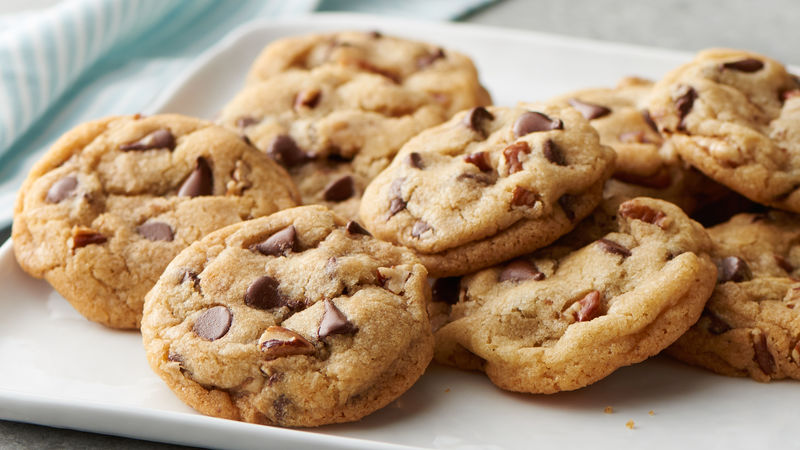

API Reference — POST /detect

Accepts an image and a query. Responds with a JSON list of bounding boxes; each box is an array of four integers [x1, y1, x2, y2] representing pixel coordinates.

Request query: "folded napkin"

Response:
[[0, 0, 493, 228]]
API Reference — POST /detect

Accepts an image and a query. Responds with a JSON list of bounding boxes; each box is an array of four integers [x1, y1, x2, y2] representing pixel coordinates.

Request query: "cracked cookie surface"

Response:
[[668, 210, 800, 382], [141, 206, 433, 427], [647, 48, 800, 212], [12, 114, 300, 329], [433, 198, 716, 394], [359, 102, 616, 277]]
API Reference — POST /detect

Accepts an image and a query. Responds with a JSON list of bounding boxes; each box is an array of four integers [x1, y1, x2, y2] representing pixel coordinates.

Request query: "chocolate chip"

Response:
[[674, 86, 697, 130], [323, 175, 355, 202], [178, 157, 213, 197], [511, 186, 537, 207], [576, 291, 602, 322], [464, 151, 492, 172], [236, 116, 259, 128], [558, 194, 576, 221], [252, 225, 297, 256], [193, 306, 232, 341], [721, 58, 764, 73], [245, 276, 287, 310], [432, 277, 460, 304], [717, 256, 752, 283], [568, 98, 611, 120], [704, 309, 731, 335], [260, 326, 315, 359], [774, 254, 794, 273], [406, 152, 423, 169], [513, 111, 563, 138], [181, 270, 201, 290], [752, 330, 776, 375], [294, 89, 321, 109], [388, 178, 406, 217], [462, 106, 494, 138], [641, 109, 659, 132], [137, 221, 174, 242], [542, 139, 566, 166], [411, 220, 431, 238], [417, 48, 445, 69], [499, 259, 545, 282], [456, 172, 494, 184], [618, 202, 669, 229], [368, 30, 382, 38], [73, 229, 107, 249], [318, 299, 356, 339], [267, 135, 308, 168], [597, 239, 631, 258], [119, 129, 175, 151], [345, 221, 371, 236], [273, 395, 291, 423], [503, 141, 531, 174], [46, 176, 78, 203]]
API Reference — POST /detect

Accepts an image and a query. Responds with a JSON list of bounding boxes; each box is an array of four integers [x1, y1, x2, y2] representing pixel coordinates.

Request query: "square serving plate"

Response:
[[2, 13, 799, 450]]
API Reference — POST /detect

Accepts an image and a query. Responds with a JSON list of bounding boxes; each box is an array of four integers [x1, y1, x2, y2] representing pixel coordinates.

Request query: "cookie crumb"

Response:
[[604, 406, 613, 414], [648, 410, 655, 416], [626, 420, 635, 430]]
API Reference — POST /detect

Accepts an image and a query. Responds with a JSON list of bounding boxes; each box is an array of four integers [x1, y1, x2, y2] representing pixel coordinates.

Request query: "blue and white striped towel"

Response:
[[0, 0, 493, 229]]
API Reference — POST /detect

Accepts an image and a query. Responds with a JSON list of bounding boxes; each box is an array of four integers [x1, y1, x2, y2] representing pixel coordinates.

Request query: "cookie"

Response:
[[647, 48, 800, 212], [433, 197, 717, 394], [141, 206, 433, 427], [12, 114, 300, 329], [668, 210, 800, 382], [219, 31, 491, 218], [359, 102, 616, 277]]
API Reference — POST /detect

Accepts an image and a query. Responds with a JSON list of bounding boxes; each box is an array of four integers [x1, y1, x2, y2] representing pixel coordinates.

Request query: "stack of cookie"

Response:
[[10, 30, 800, 428]]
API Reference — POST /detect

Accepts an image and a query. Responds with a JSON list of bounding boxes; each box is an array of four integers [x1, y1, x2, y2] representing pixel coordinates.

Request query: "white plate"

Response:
[[3, 13, 799, 450]]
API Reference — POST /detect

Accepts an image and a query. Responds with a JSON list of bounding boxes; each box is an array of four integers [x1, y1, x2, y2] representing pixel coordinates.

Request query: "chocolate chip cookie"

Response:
[[433, 198, 717, 394], [12, 114, 300, 329], [219, 31, 491, 219], [359, 102, 616, 277], [668, 210, 800, 382], [141, 206, 433, 427], [647, 48, 800, 212]]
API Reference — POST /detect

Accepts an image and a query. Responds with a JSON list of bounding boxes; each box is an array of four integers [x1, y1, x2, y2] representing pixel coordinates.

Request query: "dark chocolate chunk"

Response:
[[618, 202, 669, 229], [576, 291, 602, 322], [120, 128, 175, 151], [503, 141, 531, 174], [73, 229, 107, 249], [597, 238, 631, 258], [499, 259, 545, 282], [267, 134, 308, 168], [323, 175, 355, 202], [675, 85, 697, 129], [193, 306, 232, 341], [513, 111, 563, 138], [432, 277, 460, 304], [260, 326, 315, 359], [317, 299, 356, 339], [717, 256, 752, 283], [416, 48, 445, 68], [511, 186, 537, 207], [137, 221, 174, 242], [252, 225, 297, 256], [411, 220, 431, 238], [178, 157, 213, 197], [462, 106, 494, 138], [245, 276, 286, 310], [464, 151, 492, 172], [542, 139, 566, 166], [236, 116, 259, 128], [558, 194, 576, 221], [368, 30, 382, 38], [721, 58, 764, 73], [752, 331, 776, 375], [46, 175, 78, 203], [406, 152, 423, 169], [568, 98, 611, 120], [294, 89, 321, 109], [704, 309, 731, 335], [345, 221, 371, 236], [388, 178, 406, 217], [774, 254, 794, 273]]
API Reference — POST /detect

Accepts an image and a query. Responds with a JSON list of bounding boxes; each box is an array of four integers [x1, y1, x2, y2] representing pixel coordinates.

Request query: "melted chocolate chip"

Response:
[[774, 254, 794, 273], [456, 172, 494, 184], [752, 331, 776, 375], [46, 176, 78, 203], [462, 106, 494, 138], [597, 239, 631, 258], [675, 86, 697, 129], [432, 277, 460, 304], [73, 229, 107, 249], [558, 194, 576, 221], [511, 186, 537, 207], [641, 109, 659, 132], [618, 202, 669, 229], [542, 140, 566, 166], [137, 221, 174, 242], [503, 141, 531, 174], [245, 276, 287, 310], [513, 111, 563, 138], [576, 291, 602, 322], [178, 157, 213, 197], [499, 259, 545, 282], [464, 151, 492, 172], [294, 89, 321, 109], [267, 135, 308, 168], [406, 152, 423, 169], [252, 225, 297, 256], [568, 98, 611, 120], [368, 30, 382, 38], [411, 220, 431, 238], [722, 58, 764, 73], [236, 116, 259, 128], [119, 129, 175, 151], [388, 178, 406, 217], [717, 256, 752, 283], [260, 326, 315, 359], [704, 309, 731, 335], [318, 299, 356, 339], [273, 395, 291, 423], [345, 221, 371, 236], [193, 306, 232, 341], [417, 48, 445, 69], [323, 175, 355, 202]]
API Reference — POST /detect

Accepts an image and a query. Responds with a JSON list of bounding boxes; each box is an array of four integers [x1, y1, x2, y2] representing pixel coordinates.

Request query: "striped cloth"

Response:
[[0, 0, 493, 228]]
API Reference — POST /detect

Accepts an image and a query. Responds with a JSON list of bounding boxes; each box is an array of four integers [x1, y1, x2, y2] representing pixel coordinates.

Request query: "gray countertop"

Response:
[[2, 0, 798, 448]]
